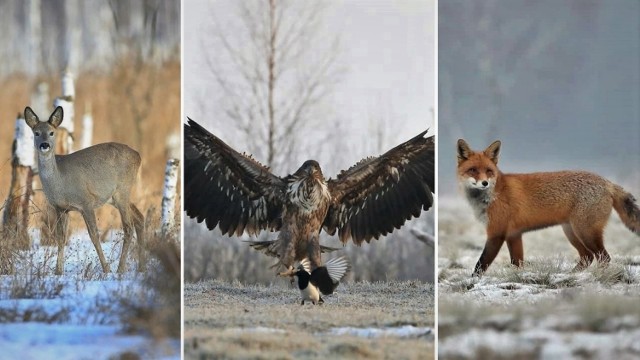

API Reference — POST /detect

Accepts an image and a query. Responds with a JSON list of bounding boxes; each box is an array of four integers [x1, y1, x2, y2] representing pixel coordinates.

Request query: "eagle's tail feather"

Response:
[[246, 240, 341, 258], [245, 240, 280, 258], [320, 245, 342, 253]]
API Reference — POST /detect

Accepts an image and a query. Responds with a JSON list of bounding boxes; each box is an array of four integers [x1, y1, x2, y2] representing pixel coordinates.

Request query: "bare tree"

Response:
[[203, 0, 342, 173]]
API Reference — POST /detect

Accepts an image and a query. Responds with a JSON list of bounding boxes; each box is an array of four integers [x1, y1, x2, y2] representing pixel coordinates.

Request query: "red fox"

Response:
[[456, 139, 640, 276]]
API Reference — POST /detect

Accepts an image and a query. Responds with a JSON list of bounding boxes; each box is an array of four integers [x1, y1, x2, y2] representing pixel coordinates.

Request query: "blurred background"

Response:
[[439, 0, 640, 197], [0, 0, 181, 233], [184, 0, 436, 284]]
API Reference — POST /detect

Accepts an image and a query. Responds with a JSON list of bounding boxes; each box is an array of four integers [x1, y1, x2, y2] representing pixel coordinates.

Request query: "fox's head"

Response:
[[456, 139, 501, 194]]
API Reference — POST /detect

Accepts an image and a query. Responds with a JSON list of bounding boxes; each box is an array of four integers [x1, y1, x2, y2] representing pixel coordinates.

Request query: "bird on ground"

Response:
[[288, 256, 350, 305]]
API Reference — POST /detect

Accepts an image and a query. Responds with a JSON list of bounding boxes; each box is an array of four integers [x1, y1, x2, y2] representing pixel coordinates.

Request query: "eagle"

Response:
[[184, 119, 434, 278]]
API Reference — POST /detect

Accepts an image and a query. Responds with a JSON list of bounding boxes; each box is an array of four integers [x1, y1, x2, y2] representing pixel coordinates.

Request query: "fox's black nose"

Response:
[[39, 143, 50, 151], [482, 180, 488, 187]]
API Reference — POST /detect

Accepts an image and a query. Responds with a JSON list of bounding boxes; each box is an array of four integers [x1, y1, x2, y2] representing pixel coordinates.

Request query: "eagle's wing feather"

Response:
[[184, 119, 287, 236], [324, 130, 434, 244]]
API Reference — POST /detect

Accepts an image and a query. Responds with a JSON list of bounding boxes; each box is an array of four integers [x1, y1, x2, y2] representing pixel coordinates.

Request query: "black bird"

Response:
[[291, 257, 350, 305]]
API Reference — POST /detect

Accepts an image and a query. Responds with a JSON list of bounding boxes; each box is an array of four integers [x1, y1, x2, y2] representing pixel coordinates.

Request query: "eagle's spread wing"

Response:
[[324, 130, 434, 244], [184, 119, 287, 236]]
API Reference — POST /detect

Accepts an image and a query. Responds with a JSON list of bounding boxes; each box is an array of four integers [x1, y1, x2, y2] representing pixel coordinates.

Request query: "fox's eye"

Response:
[[49, 131, 54, 136], [487, 170, 494, 176], [468, 168, 477, 174], [34, 131, 40, 137]]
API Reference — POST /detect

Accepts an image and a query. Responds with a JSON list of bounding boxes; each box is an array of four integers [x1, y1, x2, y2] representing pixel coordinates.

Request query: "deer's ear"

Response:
[[24, 107, 39, 128], [49, 106, 64, 128]]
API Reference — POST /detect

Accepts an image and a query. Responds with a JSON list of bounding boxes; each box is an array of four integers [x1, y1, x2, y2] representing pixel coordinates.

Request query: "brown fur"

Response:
[[457, 139, 640, 276]]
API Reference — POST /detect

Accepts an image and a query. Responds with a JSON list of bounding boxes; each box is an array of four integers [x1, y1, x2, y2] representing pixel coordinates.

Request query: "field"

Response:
[[184, 279, 434, 359], [438, 197, 640, 359], [0, 61, 181, 358], [183, 214, 435, 358]]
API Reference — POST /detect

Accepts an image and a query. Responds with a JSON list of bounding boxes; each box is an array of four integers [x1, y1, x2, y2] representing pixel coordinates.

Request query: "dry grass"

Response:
[[116, 233, 181, 339], [184, 280, 434, 359]]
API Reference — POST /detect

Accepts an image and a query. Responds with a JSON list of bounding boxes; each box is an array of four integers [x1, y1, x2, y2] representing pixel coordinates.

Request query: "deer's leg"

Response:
[[54, 210, 68, 275], [81, 209, 110, 273], [130, 203, 146, 271], [113, 200, 135, 274]]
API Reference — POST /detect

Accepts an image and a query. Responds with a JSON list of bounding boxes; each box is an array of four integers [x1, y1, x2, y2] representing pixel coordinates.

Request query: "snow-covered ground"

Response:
[[0, 230, 179, 359], [438, 197, 640, 359]]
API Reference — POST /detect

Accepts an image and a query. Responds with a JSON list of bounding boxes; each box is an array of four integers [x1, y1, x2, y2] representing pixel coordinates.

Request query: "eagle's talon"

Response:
[[278, 266, 295, 277]]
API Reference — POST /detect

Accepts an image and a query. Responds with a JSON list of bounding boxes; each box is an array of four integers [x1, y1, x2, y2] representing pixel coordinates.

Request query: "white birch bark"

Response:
[[161, 158, 180, 237], [80, 103, 93, 149], [14, 115, 35, 168]]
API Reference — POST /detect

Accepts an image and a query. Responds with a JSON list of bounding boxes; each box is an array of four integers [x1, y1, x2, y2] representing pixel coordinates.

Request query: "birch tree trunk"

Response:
[[161, 159, 180, 238], [2, 114, 35, 250]]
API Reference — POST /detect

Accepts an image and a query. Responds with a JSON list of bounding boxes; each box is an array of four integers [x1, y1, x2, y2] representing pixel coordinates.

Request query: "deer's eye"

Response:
[[34, 131, 40, 137], [49, 131, 54, 136]]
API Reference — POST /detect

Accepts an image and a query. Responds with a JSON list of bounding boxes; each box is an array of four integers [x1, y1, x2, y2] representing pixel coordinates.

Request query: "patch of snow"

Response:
[[329, 325, 432, 339], [228, 327, 287, 334], [0, 230, 179, 359], [0, 323, 178, 360]]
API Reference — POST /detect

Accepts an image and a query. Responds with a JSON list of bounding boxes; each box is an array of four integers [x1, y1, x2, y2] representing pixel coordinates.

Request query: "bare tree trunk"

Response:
[[267, 0, 277, 168], [3, 114, 35, 250]]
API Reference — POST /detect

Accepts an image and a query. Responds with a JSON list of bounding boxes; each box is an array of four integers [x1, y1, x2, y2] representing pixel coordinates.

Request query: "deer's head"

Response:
[[24, 106, 63, 156]]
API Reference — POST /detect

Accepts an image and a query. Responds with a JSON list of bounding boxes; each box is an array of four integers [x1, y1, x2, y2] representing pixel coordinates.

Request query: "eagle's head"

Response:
[[294, 160, 324, 180]]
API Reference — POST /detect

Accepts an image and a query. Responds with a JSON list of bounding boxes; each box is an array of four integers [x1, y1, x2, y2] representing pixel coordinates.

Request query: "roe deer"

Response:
[[24, 106, 144, 275]]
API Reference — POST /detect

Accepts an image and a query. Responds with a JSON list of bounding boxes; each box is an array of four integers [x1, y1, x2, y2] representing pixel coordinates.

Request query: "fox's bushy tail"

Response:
[[613, 185, 640, 235]]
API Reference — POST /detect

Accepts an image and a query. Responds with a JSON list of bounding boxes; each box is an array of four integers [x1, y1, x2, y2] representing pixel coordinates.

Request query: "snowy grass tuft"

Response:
[[439, 197, 640, 359]]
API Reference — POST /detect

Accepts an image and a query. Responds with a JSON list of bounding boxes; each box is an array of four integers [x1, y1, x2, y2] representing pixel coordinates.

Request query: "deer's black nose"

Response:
[[39, 143, 50, 151]]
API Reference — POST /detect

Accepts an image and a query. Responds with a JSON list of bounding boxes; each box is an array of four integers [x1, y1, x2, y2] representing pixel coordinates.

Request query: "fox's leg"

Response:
[[574, 224, 610, 265], [506, 234, 524, 266], [562, 224, 593, 270], [472, 235, 505, 276]]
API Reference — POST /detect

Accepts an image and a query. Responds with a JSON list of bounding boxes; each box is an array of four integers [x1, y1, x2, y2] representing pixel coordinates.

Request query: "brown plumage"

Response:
[[184, 118, 434, 274]]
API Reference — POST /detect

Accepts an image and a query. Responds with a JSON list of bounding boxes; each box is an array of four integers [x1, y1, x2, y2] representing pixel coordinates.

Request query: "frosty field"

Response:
[[0, 231, 179, 359], [438, 197, 640, 359], [184, 279, 434, 359]]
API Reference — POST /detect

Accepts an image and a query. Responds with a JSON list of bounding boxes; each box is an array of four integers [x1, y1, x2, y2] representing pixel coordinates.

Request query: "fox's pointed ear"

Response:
[[457, 139, 473, 164], [484, 140, 501, 164], [24, 107, 39, 128], [49, 106, 64, 128]]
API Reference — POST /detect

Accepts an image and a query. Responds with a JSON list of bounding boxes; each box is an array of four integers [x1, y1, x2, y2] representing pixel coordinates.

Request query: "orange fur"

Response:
[[457, 139, 640, 276]]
